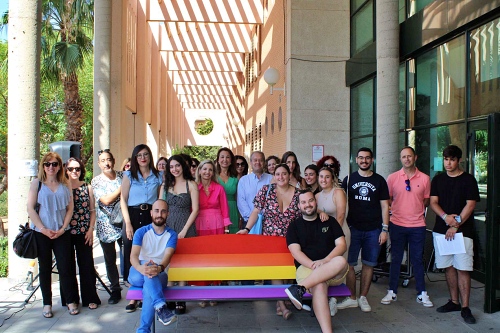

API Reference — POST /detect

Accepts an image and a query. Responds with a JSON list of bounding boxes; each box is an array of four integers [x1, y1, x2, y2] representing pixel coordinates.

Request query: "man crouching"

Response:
[[285, 189, 348, 333], [129, 199, 178, 332]]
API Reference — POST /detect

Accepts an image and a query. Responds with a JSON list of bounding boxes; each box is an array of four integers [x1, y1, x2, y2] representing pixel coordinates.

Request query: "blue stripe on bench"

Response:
[[126, 284, 351, 302]]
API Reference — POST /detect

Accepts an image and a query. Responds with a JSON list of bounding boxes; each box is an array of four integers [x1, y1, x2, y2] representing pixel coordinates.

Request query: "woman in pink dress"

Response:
[[195, 160, 231, 236]]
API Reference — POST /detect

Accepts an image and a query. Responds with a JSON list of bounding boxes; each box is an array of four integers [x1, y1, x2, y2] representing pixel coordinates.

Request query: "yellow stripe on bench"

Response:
[[169, 265, 296, 281]]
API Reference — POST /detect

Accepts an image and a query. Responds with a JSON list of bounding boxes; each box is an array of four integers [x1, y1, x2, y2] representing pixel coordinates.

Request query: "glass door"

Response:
[[467, 121, 487, 282], [484, 113, 500, 313]]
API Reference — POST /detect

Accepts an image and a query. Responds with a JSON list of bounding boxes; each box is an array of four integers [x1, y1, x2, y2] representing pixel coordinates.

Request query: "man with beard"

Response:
[[337, 147, 390, 312], [285, 190, 348, 333], [128, 199, 178, 332]]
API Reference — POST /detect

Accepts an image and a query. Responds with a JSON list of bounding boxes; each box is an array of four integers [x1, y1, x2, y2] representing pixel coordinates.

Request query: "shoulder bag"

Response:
[[13, 180, 42, 259], [249, 184, 272, 235]]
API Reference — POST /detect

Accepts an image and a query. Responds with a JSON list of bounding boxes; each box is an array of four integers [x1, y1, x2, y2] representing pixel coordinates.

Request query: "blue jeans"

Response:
[[388, 223, 426, 294], [348, 226, 381, 267], [128, 265, 168, 333]]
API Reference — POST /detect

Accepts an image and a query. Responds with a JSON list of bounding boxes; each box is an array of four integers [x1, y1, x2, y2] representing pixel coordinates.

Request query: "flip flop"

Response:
[[42, 305, 53, 318], [67, 303, 80, 315], [88, 303, 98, 310]]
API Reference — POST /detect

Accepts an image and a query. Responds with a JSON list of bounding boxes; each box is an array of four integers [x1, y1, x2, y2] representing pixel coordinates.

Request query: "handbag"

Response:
[[249, 184, 272, 235], [13, 180, 42, 259], [13, 223, 38, 259]]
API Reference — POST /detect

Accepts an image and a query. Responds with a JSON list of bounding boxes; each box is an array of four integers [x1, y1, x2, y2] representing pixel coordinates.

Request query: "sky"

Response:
[[0, 1, 8, 41]]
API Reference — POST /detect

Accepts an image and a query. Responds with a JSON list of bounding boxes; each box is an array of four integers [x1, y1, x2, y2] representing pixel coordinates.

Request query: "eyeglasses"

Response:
[[323, 163, 335, 168], [98, 149, 110, 155], [136, 152, 150, 159], [43, 162, 59, 168], [191, 164, 197, 168], [67, 167, 81, 172], [405, 179, 411, 191], [236, 162, 246, 167], [357, 156, 372, 160]]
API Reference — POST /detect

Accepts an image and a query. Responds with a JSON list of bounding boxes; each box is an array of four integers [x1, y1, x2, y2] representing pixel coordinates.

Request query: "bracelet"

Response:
[[40, 226, 45, 231], [244, 227, 250, 232], [224, 229, 230, 233], [382, 229, 389, 233], [158, 264, 165, 272], [451, 226, 458, 230], [90, 225, 95, 230], [441, 213, 447, 221]]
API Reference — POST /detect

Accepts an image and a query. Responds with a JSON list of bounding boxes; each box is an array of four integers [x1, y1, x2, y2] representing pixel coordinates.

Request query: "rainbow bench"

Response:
[[126, 234, 350, 302]]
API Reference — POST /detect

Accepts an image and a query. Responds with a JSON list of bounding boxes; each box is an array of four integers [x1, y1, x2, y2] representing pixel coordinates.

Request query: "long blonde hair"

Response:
[[38, 152, 67, 184]]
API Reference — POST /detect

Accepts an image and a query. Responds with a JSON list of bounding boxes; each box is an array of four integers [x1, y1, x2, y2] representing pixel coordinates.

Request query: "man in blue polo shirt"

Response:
[[128, 199, 178, 332]]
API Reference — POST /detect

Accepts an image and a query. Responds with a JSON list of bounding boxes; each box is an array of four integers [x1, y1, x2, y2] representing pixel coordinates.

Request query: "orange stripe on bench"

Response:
[[170, 253, 294, 268]]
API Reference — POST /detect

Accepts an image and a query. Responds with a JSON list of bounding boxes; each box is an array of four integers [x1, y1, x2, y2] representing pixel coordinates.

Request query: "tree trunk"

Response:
[[63, 72, 83, 142]]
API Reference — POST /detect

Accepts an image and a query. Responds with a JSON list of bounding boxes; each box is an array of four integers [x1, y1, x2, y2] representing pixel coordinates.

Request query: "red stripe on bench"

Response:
[[175, 234, 290, 254], [170, 253, 294, 268]]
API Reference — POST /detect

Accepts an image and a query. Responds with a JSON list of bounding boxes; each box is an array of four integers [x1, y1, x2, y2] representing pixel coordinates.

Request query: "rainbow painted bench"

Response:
[[126, 234, 350, 302]]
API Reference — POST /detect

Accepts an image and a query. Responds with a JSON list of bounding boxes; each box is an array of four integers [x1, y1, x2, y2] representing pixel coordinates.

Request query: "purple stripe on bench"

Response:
[[126, 284, 351, 301]]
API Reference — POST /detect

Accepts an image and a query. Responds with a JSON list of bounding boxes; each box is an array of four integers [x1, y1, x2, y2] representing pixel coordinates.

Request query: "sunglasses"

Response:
[[191, 164, 197, 168], [67, 167, 81, 172], [124, 164, 130, 168], [323, 163, 335, 168], [43, 162, 59, 168], [236, 162, 246, 167], [98, 149, 110, 155], [405, 179, 411, 191]]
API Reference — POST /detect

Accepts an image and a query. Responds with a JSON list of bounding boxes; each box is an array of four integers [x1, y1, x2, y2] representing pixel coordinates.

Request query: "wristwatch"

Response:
[[158, 264, 165, 272]]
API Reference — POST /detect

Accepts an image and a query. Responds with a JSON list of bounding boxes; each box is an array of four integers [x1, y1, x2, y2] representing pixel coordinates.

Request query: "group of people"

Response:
[[26, 143, 479, 332]]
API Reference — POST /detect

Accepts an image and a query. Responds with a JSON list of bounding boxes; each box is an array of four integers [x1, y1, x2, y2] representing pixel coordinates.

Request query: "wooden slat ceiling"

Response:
[[148, 0, 263, 112]]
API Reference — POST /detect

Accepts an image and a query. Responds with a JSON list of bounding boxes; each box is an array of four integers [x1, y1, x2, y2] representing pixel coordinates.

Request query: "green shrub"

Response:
[[0, 190, 7, 217], [0, 237, 7, 277]]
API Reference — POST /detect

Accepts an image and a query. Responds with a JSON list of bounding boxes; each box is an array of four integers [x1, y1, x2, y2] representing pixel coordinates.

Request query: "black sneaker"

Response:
[[125, 302, 138, 313], [461, 307, 476, 324], [285, 285, 306, 310], [137, 301, 143, 310], [108, 290, 122, 305], [436, 299, 461, 313], [157, 305, 177, 326]]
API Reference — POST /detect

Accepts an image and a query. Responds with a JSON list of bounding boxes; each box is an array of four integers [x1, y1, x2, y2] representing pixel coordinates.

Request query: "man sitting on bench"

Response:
[[129, 199, 178, 332], [285, 190, 348, 333]]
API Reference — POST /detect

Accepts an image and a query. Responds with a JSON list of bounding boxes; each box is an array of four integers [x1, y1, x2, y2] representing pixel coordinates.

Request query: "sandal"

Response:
[[282, 309, 292, 320], [175, 302, 186, 315], [198, 301, 207, 308], [67, 303, 80, 315], [209, 301, 217, 307], [42, 305, 53, 318], [88, 303, 98, 310]]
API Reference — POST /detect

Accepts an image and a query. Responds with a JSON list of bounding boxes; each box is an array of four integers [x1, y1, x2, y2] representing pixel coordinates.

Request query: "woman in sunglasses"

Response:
[[234, 155, 248, 180], [121, 144, 163, 313], [27, 152, 79, 318], [65, 157, 101, 310], [316, 155, 341, 183], [190, 157, 200, 179]]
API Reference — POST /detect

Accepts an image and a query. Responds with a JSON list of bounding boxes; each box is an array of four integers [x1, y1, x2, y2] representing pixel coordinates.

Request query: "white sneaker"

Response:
[[381, 290, 397, 305], [416, 291, 434, 307], [336, 297, 358, 309], [329, 298, 338, 316], [358, 296, 371, 312]]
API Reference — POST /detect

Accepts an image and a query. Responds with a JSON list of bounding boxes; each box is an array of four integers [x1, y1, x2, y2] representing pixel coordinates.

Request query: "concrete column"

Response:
[[93, 0, 112, 172], [8, 0, 42, 280], [376, 0, 400, 177]]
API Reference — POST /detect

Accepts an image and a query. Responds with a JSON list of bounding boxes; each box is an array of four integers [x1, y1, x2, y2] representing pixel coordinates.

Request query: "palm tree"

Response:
[[41, 0, 93, 142]]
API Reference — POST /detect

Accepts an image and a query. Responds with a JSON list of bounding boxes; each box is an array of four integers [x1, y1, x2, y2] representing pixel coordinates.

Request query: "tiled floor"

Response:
[[1, 245, 499, 332]]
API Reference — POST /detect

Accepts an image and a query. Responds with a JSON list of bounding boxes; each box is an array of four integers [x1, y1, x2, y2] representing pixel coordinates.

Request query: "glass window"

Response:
[[352, 0, 368, 13], [415, 36, 466, 127], [399, 0, 406, 23], [408, 0, 435, 17], [399, 63, 406, 129], [351, 79, 374, 137], [410, 123, 466, 178], [470, 17, 500, 117], [351, 0, 374, 55]]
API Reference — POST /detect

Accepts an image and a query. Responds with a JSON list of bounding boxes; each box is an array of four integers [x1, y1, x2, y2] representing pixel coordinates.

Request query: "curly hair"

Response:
[[316, 155, 341, 178]]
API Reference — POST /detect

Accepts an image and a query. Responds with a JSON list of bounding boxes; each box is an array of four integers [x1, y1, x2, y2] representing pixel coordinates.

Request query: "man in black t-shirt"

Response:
[[337, 147, 390, 313], [430, 145, 480, 324], [285, 190, 348, 333]]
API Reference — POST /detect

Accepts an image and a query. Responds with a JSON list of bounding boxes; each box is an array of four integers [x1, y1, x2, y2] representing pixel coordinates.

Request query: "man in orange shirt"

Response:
[[381, 147, 433, 307]]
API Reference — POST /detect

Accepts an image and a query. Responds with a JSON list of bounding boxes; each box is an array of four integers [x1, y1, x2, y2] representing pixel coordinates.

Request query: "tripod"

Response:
[[24, 258, 112, 305]]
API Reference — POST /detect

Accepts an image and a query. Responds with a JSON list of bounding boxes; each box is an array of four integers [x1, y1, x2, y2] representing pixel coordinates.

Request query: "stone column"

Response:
[[93, 0, 112, 172], [376, 0, 400, 177], [8, 0, 42, 280]]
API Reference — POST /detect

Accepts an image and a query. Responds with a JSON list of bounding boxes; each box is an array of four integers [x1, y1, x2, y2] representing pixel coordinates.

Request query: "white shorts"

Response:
[[432, 232, 473, 271]]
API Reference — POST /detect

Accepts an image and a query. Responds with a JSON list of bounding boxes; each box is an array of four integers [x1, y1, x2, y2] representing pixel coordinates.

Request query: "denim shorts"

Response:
[[347, 226, 382, 267]]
